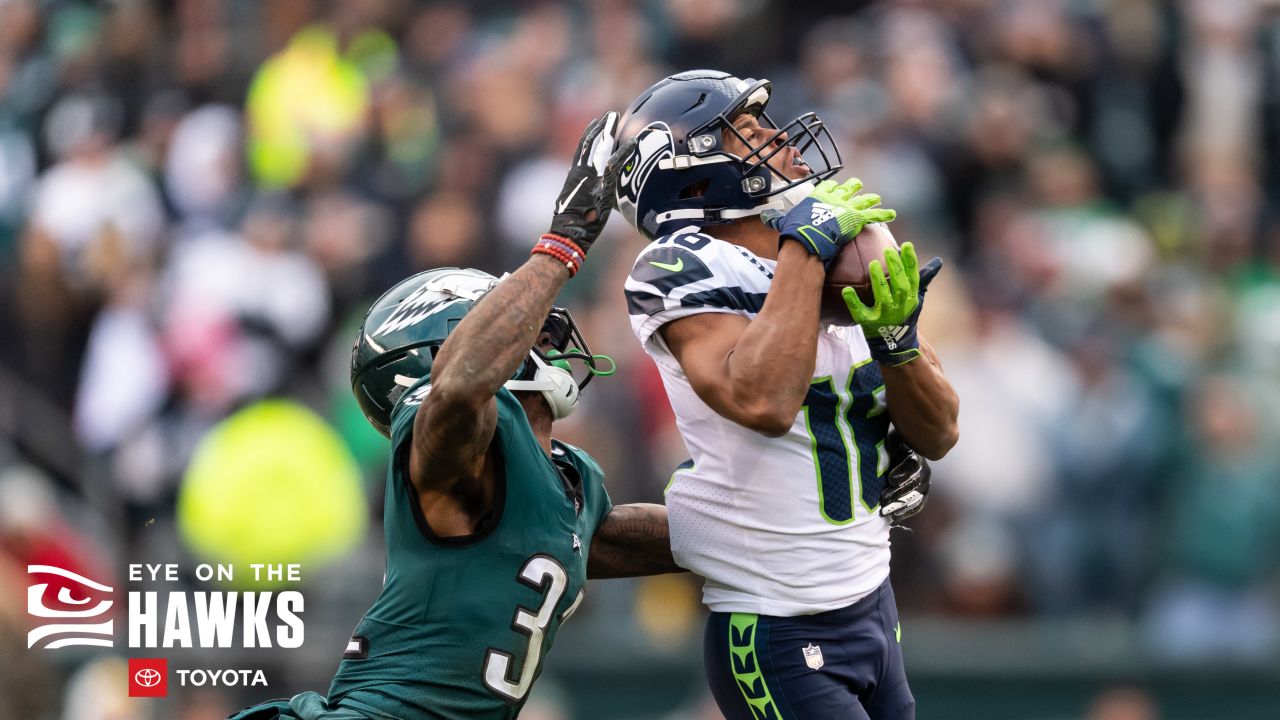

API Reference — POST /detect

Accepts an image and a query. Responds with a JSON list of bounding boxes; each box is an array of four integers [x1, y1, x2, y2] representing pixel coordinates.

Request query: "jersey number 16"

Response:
[[802, 359, 891, 524]]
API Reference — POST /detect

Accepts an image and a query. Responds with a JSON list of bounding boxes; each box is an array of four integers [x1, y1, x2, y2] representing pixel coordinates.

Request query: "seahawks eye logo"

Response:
[[27, 565, 115, 649], [617, 124, 674, 205]]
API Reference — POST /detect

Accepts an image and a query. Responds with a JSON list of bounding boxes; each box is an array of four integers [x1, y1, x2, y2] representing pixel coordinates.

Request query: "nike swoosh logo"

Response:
[[648, 258, 684, 272], [556, 177, 588, 214]]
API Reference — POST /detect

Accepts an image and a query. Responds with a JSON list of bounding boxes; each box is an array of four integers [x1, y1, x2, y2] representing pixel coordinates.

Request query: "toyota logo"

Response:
[[134, 668, 163, 687]]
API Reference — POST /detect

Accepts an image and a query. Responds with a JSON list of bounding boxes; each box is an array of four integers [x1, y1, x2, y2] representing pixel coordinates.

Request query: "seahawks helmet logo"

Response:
[[615, 124, 674, 228]]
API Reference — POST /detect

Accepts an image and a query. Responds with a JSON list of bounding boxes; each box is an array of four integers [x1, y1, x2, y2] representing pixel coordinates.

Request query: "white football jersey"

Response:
[[625, 228, 893, 616]]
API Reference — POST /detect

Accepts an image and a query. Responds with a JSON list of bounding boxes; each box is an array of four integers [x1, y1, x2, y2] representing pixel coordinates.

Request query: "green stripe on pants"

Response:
[[729, 613, 784, 720]]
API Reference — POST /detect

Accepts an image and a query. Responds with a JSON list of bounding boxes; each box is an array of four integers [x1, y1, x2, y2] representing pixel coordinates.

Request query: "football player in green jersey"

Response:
[[229, 113, 676, 720]]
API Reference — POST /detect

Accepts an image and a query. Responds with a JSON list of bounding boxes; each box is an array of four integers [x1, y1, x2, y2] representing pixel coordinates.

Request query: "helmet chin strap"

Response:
[[657, 179, 817, 228], [503, 352, 579, 420], [753, 178, 816, 221]]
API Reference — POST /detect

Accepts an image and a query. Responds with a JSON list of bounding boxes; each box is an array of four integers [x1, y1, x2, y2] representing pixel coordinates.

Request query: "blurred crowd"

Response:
[[3, 0, 1280, 717]]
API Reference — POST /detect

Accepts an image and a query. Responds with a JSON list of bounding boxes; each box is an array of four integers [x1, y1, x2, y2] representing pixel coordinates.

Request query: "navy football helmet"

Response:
[[614, 69, 843, 239], [351, 268, 605, 436]]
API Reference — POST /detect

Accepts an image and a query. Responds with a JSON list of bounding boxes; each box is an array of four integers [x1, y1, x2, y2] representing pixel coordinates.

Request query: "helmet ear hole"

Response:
[[679, 179, 710, 199]]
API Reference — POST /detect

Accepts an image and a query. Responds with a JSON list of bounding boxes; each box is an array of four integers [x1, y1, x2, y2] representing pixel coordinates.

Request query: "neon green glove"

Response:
[[809, 178, 898, 236], [763, 178, 896, 267], [842, 242, 944, 365]]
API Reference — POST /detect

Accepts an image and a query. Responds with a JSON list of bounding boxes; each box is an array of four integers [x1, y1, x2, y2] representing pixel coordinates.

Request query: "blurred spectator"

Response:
[[300, 188, 390, 300], [1143, 374, 1280, 662], [497, 132, 578, 258], [165, 104, 242, 228], [1035, 328, 1165, 613], [72, 278, 168, 452], [0, 56, 36, 255], [408, 189, 486, 271], [27, 92, 164, 285], [246, 26, 369, 189], [922, 277, 1049, 620], [158, 196, 329, 412], [362, 73, 440, 201]]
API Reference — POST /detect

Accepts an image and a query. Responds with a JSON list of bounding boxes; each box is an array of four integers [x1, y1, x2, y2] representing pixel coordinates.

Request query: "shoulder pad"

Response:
[[626, 230, 771, 316], [629, 242, 716, 296]]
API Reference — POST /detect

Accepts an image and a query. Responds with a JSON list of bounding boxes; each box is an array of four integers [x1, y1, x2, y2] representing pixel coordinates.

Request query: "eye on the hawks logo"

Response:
[[129, 658, 169, 697], [27, 565, 114, 649]]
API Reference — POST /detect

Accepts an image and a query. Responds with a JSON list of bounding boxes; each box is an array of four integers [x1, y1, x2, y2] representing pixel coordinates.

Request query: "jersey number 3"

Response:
[[483, 555, 583, 702], [802, 359, 890, 524]]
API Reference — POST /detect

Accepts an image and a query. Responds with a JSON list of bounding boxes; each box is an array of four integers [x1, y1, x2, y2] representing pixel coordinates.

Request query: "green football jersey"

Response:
[[325, 382, 612, 719]]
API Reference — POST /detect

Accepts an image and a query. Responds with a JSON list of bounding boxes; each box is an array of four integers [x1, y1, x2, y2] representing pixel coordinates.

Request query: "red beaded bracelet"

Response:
[[531, 233, 585, 276], [532, 243, 580, 276], [541, 233, 585, 258]]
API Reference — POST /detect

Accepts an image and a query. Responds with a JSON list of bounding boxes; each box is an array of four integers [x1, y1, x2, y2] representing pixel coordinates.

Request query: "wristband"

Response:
[[532, 234, 586, 276], [540, 233, 585, 259]]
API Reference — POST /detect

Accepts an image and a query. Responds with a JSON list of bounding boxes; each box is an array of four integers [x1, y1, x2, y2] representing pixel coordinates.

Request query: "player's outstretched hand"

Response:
[[879, 428, 932, 526], [543, 111, 636, 260], [763, 178, 896, 268], [841, 242, 943, 366]]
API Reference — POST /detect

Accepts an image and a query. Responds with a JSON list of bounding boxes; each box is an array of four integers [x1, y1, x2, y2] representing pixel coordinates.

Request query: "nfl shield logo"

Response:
[[802, 643, 824, 670]]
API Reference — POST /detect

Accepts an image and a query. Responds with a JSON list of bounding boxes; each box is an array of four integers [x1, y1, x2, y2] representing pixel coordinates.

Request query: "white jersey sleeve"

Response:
[[622, 228, 894, 617], [624, 229, 774, 372]]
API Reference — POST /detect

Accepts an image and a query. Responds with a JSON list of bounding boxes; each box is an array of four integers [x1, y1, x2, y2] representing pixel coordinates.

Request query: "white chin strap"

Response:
[[751, 178, 818, 219], [651, 179, 816, 228], [503, 353, 580, 420]]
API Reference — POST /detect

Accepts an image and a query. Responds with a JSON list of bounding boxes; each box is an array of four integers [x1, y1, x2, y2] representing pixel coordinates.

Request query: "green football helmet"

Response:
[[351, 268, 611, 437], [351, 268, 493, 437]]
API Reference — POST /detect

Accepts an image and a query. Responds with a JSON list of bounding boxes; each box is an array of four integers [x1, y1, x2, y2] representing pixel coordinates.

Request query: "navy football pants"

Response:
[[704, 579, 915, 720]]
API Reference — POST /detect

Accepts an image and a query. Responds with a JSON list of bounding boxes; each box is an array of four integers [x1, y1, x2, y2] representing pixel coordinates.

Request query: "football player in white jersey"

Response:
[[614, 71, 959, 719]]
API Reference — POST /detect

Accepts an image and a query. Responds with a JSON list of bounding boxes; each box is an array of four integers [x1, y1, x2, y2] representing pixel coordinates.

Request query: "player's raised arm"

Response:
[[410, 112, 631, 494], [587, 503, 686, 579], [660, 179, 895, 437]]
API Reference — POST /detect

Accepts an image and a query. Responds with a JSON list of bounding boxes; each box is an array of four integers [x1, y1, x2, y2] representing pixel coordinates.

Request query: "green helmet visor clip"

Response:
[[526, 305, 616, 391]]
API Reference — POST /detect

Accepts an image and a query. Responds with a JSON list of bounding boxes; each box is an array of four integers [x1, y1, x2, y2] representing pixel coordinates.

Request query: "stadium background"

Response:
[[2, 0, 1280, 718]]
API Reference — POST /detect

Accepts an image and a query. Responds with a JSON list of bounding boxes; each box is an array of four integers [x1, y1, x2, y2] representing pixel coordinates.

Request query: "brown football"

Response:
[[820, 223, 900, 326]]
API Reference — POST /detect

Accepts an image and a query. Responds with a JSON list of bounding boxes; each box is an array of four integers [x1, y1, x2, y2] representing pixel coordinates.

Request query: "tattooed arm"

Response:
[[407, 113, 628, 536], [411, 255, 570, 497], [411, 256, 572, 533], [587, 504, 686, 579]]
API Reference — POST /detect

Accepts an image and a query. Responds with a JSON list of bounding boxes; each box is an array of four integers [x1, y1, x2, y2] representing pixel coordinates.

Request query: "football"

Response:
[[820, 223, 900, 326]]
